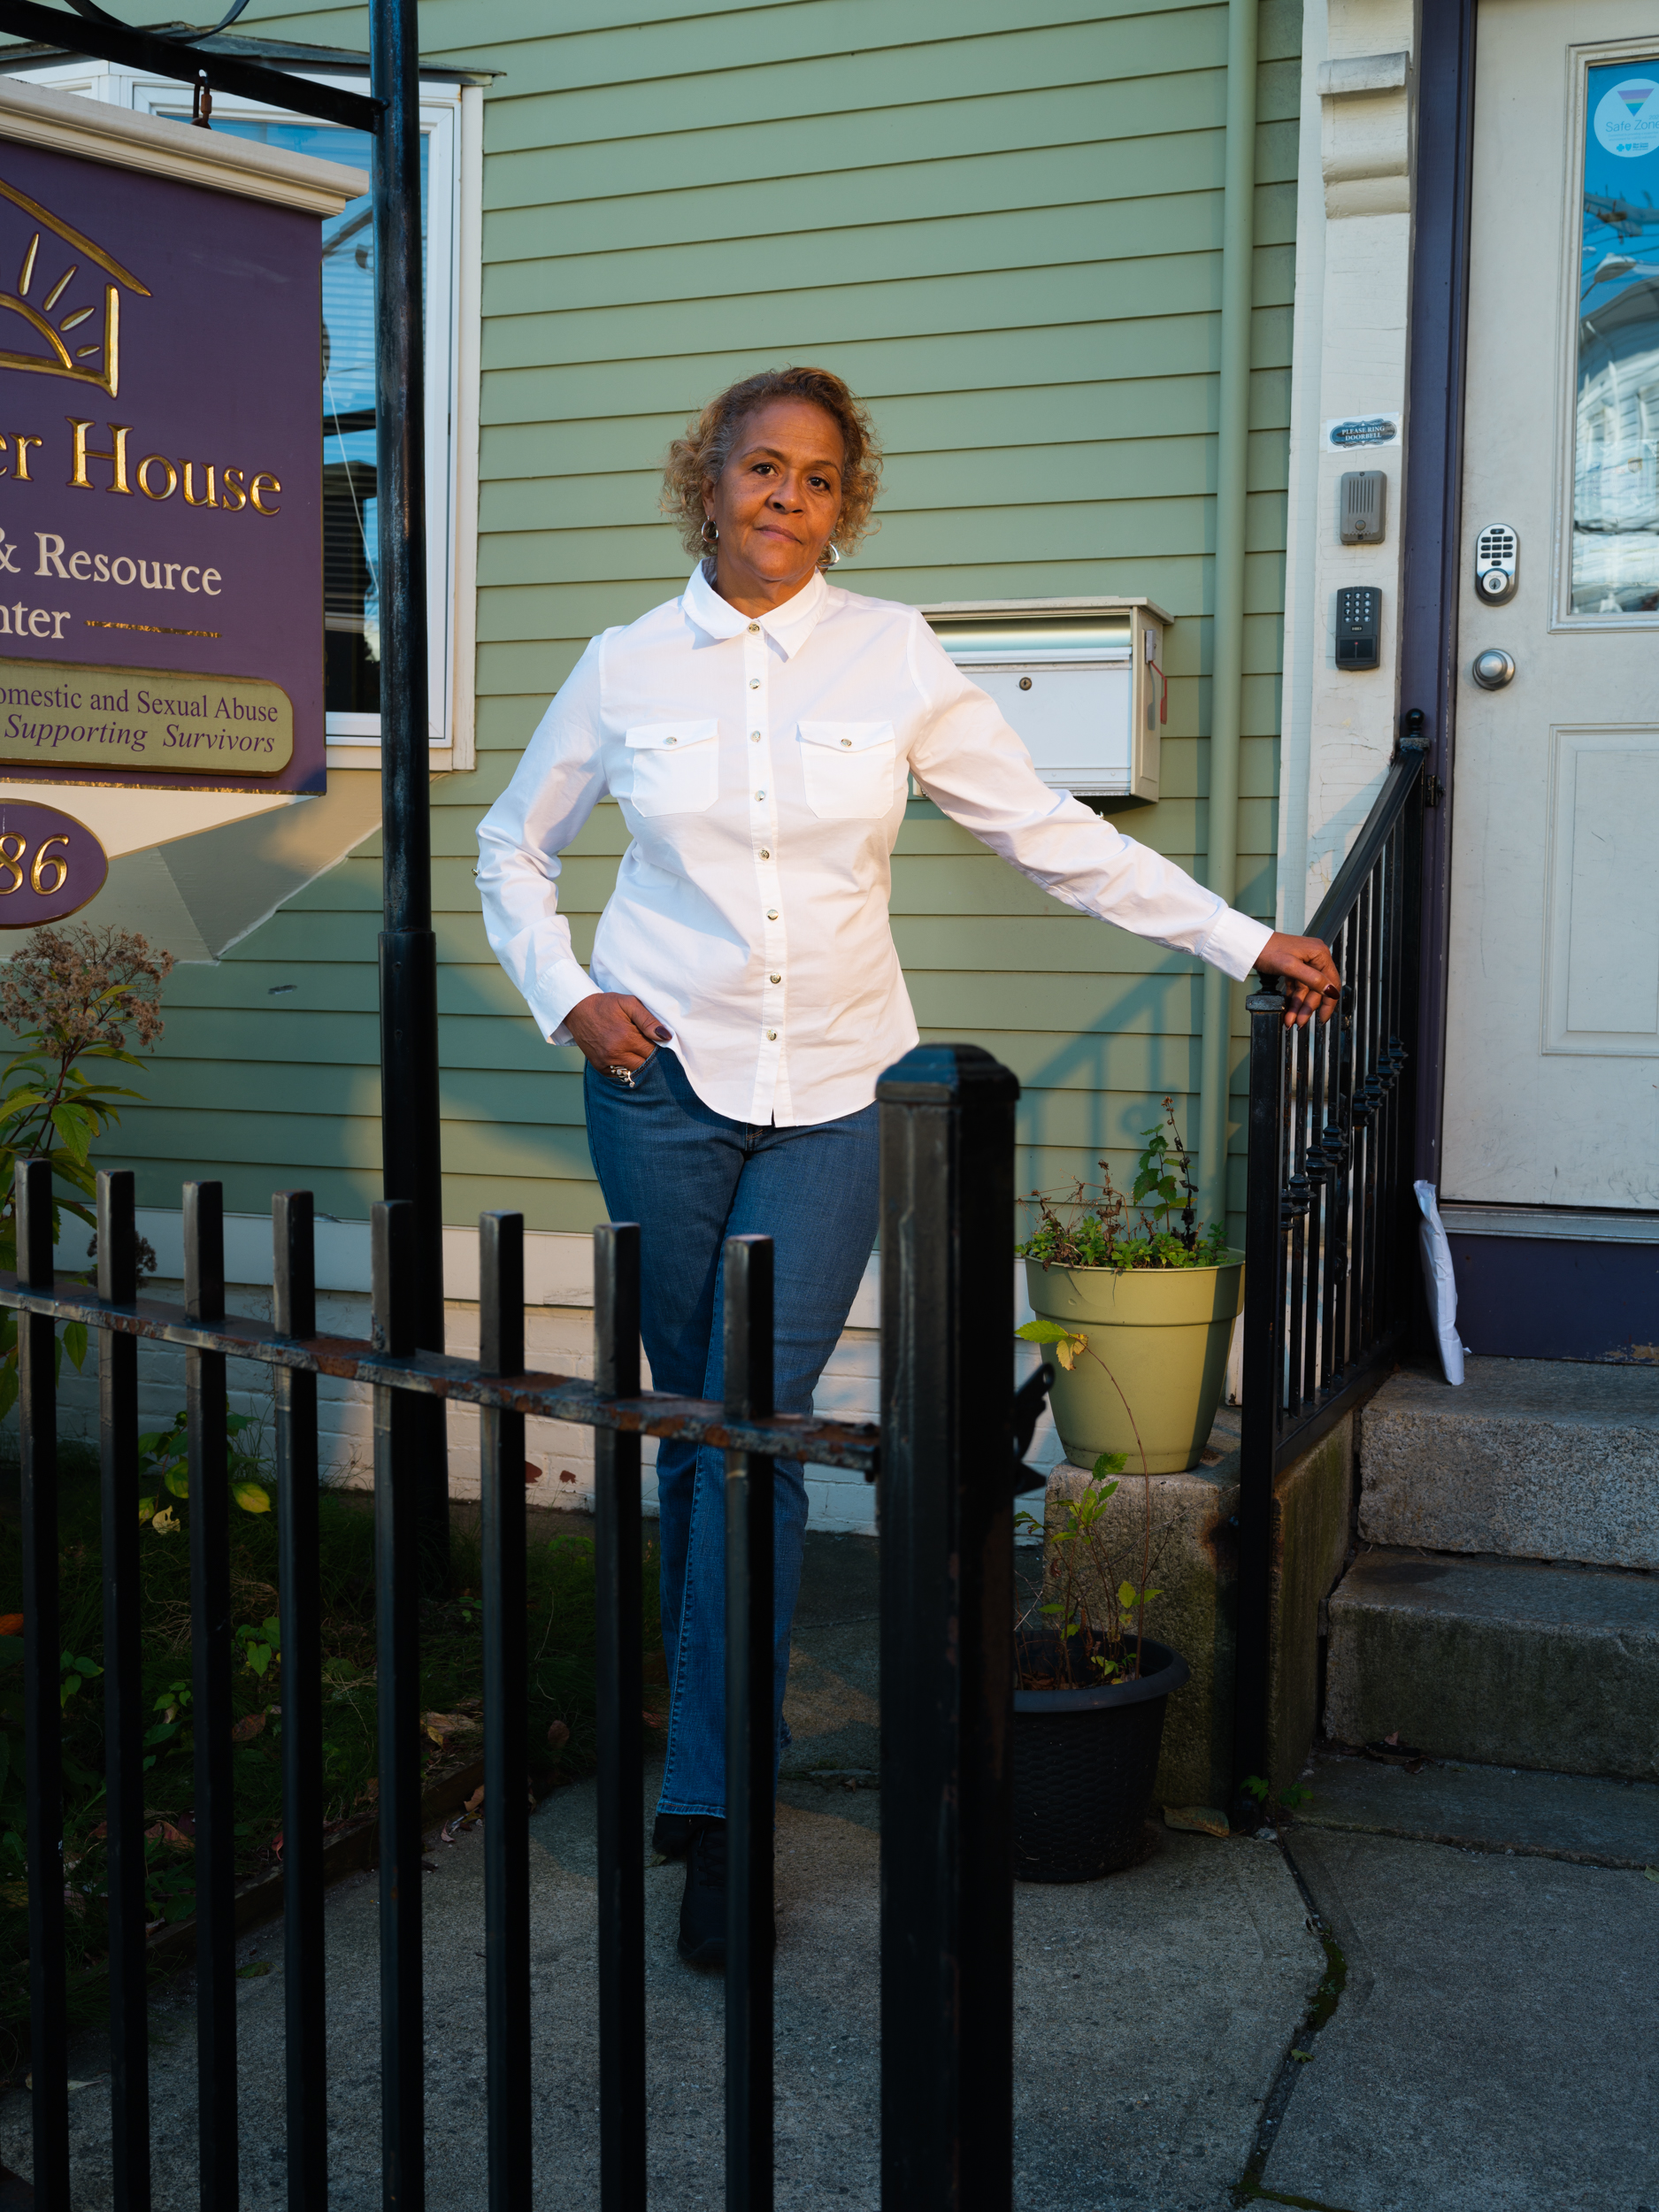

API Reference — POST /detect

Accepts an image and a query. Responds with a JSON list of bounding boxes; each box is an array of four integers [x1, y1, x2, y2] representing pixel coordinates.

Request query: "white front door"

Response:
[[1441, 1, 1659, 1210]]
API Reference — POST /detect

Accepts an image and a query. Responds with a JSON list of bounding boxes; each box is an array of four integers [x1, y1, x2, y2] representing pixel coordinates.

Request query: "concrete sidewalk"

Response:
[[1253, 1754, 1659, 2212], [4, 1532, 1653, 2208]]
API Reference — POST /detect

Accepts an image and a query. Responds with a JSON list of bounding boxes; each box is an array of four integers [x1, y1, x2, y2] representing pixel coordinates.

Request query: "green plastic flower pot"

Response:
[[1024, 1253, 1244, 1473]]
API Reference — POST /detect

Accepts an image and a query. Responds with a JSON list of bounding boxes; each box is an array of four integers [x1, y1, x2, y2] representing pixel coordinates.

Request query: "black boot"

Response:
[[675, 1818, 777, 1971], [677, 1817, 727, 1970], [652, 1811, 694, 1860]]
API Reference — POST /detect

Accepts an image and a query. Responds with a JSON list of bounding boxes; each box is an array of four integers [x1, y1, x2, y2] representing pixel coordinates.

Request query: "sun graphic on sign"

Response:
[[0, 175, 149, 400]]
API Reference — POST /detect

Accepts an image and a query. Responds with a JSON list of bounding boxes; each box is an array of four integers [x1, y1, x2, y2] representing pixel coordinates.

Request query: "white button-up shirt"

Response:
[[477, 564, 1272, 1126]]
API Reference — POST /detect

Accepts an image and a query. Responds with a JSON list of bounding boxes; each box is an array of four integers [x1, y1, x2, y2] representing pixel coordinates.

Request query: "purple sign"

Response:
[[0, 796, 108, 924], [0, 133, 324, 792]]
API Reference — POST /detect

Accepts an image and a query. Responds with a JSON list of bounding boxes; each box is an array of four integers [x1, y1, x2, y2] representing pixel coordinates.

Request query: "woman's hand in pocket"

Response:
[[565, 993, 672, 1074]]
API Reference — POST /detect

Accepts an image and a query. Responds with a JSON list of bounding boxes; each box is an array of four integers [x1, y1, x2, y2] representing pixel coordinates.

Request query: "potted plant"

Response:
[[1016, 1101, 1242, 1475], [1010, 1455, 1188, 1881]]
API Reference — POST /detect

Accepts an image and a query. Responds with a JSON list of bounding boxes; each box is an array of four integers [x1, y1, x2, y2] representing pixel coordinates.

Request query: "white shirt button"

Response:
[[749, 678, 760, 690], [766, 1029, 778, 1041], [665, 735, 677, 745], [750, 731, 761, 741], [766, 908, 778, 920], [841, 738, 851, 748], [748, 623, 760, 633], [770, 972, 781, 984], [755, 790, 765, 801], [759, 848, 771, 859]]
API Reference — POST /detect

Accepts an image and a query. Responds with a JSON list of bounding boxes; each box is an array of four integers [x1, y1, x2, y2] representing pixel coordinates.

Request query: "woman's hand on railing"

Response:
[[1255, 933, 1341, 1028]]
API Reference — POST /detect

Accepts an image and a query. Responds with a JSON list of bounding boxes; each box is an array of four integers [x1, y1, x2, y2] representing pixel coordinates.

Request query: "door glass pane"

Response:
[[160, 117, 427, 712], [1574, 64, 1659, 615]]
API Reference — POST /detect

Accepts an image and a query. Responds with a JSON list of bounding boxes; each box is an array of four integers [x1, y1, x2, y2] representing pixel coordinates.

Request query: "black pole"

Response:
[[17, 1161, 68, 2209], [373, 1200, 426, 2209], [274, 1192, 328, 2212], [593, 1224, 647, 2212], [479, 1213, 532, 2210], [876, 1044, 1018, 2212], [185, 1182, 238, 2210], [96, 1171, 150, 2212], [724, 1234, 775, 2212], [371, 0, 448, 1591], [1234, 995, 1287, 1816]]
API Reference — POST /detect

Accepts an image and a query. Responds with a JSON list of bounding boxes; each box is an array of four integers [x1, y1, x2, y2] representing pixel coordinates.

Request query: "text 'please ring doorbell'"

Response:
[[1475, 524, 1518, 603], [1335, 587, 1382, 671]]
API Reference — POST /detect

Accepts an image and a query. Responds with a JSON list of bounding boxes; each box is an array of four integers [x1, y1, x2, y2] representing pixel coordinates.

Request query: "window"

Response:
[[3, 53, 480, 761], [1571, 58, 1659, 618]]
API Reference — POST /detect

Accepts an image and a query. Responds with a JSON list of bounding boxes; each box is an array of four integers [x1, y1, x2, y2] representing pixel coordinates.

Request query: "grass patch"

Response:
[[0, 1433, 662, 2061]]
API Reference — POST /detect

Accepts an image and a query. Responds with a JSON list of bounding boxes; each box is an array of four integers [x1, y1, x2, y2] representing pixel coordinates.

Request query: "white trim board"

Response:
[[55, 1214, 1064, 1335], [61, 1212, 887, 1322], [0, 75, 362, 211], [1440, 1205, 1659, 1245]]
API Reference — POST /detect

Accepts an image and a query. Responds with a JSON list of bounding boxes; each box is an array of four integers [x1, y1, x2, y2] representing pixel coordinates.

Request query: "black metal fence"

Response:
[[3, 1041, 1020, 2212], [1233, 732, 1429, 1801]]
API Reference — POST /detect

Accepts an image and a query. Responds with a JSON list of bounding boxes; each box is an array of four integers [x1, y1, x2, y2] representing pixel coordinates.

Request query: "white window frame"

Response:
[[1553, 35, 1659, 635], [5, 56, 480, 769]]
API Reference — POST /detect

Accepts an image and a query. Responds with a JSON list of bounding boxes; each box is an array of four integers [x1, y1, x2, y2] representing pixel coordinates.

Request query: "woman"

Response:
[[477, 365, 1338, 1970]]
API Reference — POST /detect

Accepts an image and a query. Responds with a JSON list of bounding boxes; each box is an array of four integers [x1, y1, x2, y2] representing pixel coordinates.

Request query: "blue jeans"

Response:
[[583, 1048, 879, 1818]]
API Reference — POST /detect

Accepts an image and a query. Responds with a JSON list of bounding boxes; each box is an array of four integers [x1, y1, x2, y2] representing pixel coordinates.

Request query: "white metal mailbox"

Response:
[[920, 596, 1169, 803]]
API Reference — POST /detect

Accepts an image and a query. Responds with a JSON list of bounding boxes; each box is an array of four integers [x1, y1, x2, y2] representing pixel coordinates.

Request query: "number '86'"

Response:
[[0, 833, 69, 895]]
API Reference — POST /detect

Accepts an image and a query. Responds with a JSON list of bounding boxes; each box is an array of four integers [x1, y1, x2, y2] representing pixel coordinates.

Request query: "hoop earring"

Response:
[[822, 541, 842, 568], [701, 518, 718, 546]]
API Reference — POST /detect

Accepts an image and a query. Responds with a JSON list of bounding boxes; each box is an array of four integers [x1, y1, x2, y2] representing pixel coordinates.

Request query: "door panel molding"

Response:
[[1542, 725, 1659, 1054]]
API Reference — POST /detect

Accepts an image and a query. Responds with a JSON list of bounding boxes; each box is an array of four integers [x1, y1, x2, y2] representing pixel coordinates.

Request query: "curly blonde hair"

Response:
[[661, 365, 882, 565]]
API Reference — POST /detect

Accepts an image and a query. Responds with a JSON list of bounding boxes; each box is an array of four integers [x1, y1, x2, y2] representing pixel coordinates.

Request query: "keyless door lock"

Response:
[[1475, 524, 1517, 603], [1335, 587, 1382, 671]]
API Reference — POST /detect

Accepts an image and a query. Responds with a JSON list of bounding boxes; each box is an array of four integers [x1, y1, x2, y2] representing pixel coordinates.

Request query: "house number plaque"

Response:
[[0, 797, 108, 925]]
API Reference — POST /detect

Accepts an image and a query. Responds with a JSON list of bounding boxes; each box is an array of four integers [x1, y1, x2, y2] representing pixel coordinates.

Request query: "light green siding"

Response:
[[98, 0, 1300, 1240]]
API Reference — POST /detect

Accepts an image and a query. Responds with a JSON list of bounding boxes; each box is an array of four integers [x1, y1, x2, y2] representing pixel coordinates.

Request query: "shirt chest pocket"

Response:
[[797, 720, 898, 820], [623, 719, 720, 816]]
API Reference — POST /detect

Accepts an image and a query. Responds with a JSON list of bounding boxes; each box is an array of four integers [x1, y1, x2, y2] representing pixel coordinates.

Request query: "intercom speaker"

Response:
[[1339, 470, 1387, 545]]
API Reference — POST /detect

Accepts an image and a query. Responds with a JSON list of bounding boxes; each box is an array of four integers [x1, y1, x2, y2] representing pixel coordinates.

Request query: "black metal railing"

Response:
[[1233, 733, 1429, 1801], [4, 1041, 1021, 2212]]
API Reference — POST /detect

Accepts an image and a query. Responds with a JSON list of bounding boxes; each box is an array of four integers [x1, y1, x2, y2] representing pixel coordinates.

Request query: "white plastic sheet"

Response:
[[1413, 1179, 1464, 1386]]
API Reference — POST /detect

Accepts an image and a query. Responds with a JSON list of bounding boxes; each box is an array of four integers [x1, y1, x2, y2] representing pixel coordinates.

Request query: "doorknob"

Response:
[[1471, 648, 1516, 690]]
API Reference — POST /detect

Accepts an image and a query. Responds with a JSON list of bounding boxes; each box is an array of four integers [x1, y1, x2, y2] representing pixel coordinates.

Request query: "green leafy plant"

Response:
[[235, 1617, 280, 1680], [0, 926, 173, 1421], [137, 1408, 271, 1527], [1016, 1449, 1163, 1691], [58, 1651, 102, 1709], [1241, 1772, 1314, 1818], [1018, 1099, 1233, 1273]]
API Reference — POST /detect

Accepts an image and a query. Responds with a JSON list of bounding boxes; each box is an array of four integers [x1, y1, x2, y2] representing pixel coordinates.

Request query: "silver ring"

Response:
[[608, 1064, 634, 1087]]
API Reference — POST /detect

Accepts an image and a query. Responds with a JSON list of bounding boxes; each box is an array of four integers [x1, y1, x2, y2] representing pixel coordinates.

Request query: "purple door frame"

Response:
[[1399, 0, 1479, 1198]]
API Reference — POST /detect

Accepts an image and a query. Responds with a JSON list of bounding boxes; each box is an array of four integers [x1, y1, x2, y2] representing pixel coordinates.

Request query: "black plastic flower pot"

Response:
[[1011, 1632, 1190, 1882]]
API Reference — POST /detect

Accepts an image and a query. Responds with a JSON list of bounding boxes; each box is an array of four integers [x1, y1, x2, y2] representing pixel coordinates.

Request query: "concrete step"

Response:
[[1324, 1548, 1659, 1781], [1357, 1356, 1659, 1569], [1294, 1748, 1659, 1869]]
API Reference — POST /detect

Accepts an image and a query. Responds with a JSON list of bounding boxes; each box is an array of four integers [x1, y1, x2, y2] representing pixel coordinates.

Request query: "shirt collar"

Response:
[[681, 560, 828, 661]]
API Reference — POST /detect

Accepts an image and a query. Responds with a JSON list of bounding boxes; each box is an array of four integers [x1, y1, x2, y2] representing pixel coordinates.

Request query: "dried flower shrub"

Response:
[[1018, 1099, 1233, 1272], [0, 925, 173, 1417]]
